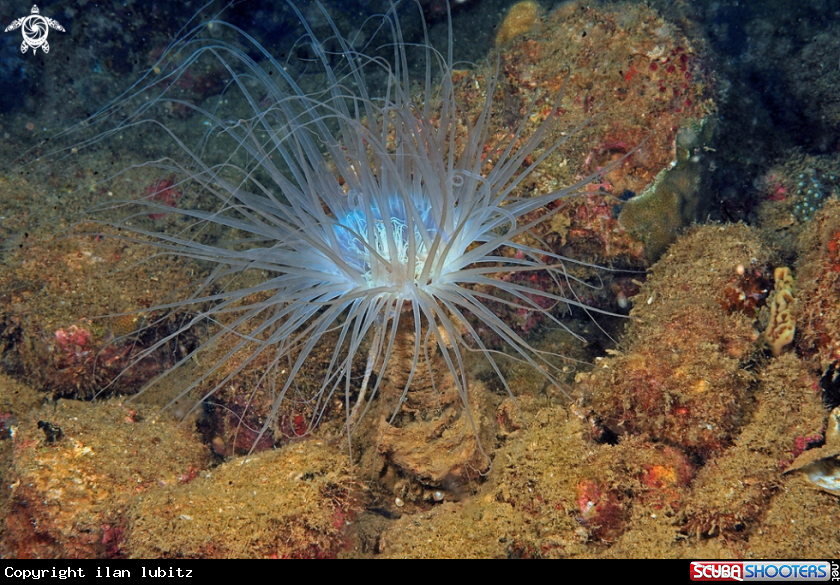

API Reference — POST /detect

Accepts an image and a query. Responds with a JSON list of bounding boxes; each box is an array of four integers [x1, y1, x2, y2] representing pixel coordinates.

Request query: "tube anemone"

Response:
[[70, 0, 619, 450]]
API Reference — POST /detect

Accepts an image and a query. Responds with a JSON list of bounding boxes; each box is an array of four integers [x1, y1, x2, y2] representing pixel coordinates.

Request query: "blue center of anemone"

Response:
[[334, 192, 438, 288]]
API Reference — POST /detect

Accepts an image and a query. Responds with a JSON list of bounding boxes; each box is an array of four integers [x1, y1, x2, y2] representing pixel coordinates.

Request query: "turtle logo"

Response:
[[5, 5, 65, 55]]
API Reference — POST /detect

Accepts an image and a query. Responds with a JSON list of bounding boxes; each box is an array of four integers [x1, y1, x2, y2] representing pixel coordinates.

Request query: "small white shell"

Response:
[[785, 406, 840, 496], [803, 459, 840, 497]]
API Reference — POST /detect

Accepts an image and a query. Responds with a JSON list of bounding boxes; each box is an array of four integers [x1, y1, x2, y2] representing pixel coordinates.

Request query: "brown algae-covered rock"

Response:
[[0, 373, 44, 540], [491, 1, 715, 195], [126, 441, 358, 558], [0, 164, 214, 403], [746, 471, 840, 559], [371, 224, 829, 556], [1, 397, 210, 558], [377, 408, 596, 558], [680, 353, 825, 538], [0, 228, 201, 400], [376, 405, 696, 558], [453, 1, 717, 269], [794, 197, 840, 375], [580, 224, 772, 456]]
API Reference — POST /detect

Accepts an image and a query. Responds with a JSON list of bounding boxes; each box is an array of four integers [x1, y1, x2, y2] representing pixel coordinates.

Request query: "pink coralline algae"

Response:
[[54, 325, 92, 360]]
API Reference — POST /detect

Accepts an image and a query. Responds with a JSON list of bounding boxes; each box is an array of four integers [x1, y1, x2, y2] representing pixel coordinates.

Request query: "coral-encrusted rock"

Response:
[[580, 224, 771, 456], [375, 407, 698, 558], [0, 373, 44, 532], [451, 0, 718, 339], [1, 397, 210, 558], [795, 198, 840, 374], [471, 1, 717, 266], [377, 408, 602, 558], [0, 229, 200, 400], [680, 353, 825, 538], [126, 441, 359, 559]]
